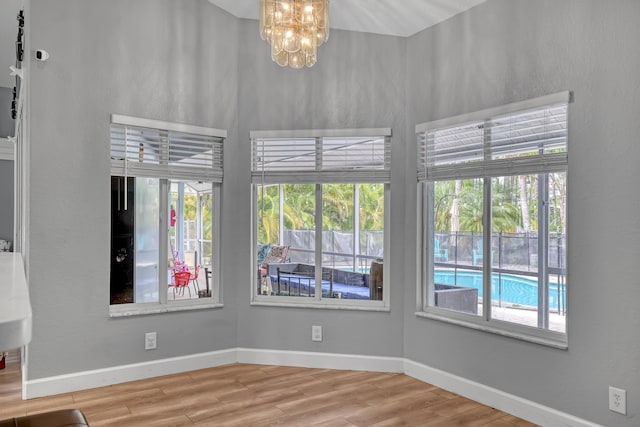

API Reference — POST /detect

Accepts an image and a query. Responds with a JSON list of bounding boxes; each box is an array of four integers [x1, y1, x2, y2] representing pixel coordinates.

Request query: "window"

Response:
[[109, 115, 225, 315], [417, 92, 569, 346], [251, 129, 391, 309]]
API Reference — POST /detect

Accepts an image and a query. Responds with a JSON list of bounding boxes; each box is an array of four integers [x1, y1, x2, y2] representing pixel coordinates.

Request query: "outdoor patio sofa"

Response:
[[434, 283, 478, 314], [263, 262, 476, 310], [266, 262, 370, 299]]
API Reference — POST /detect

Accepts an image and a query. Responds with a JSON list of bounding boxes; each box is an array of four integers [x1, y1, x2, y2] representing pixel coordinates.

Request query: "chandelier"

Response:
[[259, 0, 330, 69]]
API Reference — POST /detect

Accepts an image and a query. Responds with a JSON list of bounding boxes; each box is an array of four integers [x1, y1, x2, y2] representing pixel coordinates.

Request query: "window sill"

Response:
[[415, 310, 568, 350], [109, 301, 223, 318], [251, 298, 390, 312]]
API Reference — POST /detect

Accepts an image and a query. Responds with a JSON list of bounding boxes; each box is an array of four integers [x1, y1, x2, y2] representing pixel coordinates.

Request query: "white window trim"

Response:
[[415, 93, 570, 348], [414, 311, 568, 349], [108, 178, 224, 318], [416, 184, 568, 349], [250, 128, 390, 139], [415, 92, 569, 134], [109, 116, 225, 316], [109, 300, 224, 318], [112, 114, 227, 139], [251, 184, 391, 311], [251, 129, 391, 311]]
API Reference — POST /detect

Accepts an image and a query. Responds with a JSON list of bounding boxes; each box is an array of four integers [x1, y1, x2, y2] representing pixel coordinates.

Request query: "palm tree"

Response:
[[492, 191, 520, 233], [321, 184, 354, 231], [519, 175, 532, 232], [283, 184, 316, 231], [358, 183, 384, 231], [549, 172, 566, 233], [257, 185, 281, 243], [457, 179, 519, 233], [434, 181, 456, 231], [450, 180, 462, 232], [458, 188, 484, 232]]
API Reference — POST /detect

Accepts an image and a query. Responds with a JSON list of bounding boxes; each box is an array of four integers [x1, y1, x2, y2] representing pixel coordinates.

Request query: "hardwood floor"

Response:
[[0, 350, 537, 426]]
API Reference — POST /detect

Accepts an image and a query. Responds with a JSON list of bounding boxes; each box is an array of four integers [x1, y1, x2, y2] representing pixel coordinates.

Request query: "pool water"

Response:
[[435, 270, 565, 309]]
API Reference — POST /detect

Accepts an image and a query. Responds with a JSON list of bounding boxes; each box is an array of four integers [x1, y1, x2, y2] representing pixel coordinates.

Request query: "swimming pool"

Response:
[[434, 270, 565, 309]]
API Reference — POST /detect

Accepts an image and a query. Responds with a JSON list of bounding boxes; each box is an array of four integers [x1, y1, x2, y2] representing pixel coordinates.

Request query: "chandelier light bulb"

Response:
[[260, 0, 330, 69]]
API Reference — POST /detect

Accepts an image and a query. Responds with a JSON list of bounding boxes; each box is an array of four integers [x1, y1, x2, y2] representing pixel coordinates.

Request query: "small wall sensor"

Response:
[[35, 49, 49, 61]]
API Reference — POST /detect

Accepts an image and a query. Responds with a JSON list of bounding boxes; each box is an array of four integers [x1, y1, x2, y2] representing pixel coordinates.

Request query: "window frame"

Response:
[[250, 129, 391, 311], [416, 93, 569, 348], [108, 115, 226, 317]]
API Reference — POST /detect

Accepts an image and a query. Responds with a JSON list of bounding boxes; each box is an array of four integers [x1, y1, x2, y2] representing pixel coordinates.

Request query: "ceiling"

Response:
[[0, 0, 486, 88], [209, 0, 485, 37]]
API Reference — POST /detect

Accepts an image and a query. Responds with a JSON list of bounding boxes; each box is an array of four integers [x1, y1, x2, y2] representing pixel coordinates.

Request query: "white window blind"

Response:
[[251, 130, 391, 184], [417, 92, 569, 181], [110, 116, 225, 182]]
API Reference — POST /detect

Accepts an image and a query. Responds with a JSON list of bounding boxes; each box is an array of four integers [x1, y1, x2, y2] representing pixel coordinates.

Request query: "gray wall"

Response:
[[27, 0, 239, 378], [233, 21, 407, 356], [404, 1, 640, 425], [0, 159, 13, 241], [0, 86, 14, 137], [24, 0, 640, 425]]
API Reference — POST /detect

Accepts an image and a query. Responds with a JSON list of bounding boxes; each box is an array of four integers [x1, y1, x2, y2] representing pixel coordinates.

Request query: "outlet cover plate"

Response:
[[312, 325, 322, 342], [609, 386, 626, 415], [145, 332, 157, 350]]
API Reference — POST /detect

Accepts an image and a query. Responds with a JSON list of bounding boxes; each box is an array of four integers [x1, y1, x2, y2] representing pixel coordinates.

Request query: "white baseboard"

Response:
[[237, 348, 405, 373], [22, 348, 597, 426], [23, 348, 237, 399], [403, 359, 600, 427]]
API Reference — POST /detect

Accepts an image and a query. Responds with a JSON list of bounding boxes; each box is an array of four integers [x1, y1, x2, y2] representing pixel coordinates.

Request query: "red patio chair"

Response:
[[170, 271, 192, 299]]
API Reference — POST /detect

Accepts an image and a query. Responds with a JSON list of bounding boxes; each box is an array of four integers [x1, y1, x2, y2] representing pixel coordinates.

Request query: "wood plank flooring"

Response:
[[0, 350, 537, 426]]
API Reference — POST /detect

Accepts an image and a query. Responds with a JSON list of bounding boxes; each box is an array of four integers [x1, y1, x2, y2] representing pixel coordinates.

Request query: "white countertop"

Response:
[[0, 252, 32, 350]]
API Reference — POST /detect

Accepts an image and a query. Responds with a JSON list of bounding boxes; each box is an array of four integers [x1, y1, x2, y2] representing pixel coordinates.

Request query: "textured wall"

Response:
[[404, 1, 640, 425], [232, 20, 407, 357], [0, 159, 13, 241], [0, 87, 14, 137], [23, 0, 640, 424], [27, 0, 239, 378]]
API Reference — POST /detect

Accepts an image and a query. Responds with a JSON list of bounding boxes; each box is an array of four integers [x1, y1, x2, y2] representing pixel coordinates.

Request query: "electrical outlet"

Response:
[[311, 325, 322, 342], [609, 386, 626, 415], [145, 332, 157, 350]]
